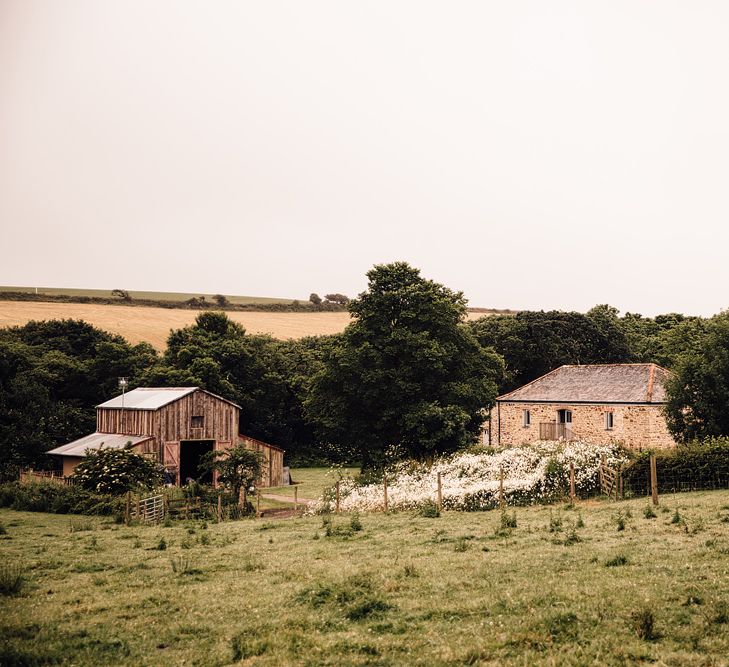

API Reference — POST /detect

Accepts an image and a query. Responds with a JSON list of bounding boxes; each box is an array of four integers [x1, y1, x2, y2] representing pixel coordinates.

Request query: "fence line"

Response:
[[19, 468, 76, 486]]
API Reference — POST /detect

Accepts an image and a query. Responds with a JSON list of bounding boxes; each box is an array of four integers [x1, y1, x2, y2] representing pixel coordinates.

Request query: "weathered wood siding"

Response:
[[240, 435, 285, 487], [96, 390, 239, 466]]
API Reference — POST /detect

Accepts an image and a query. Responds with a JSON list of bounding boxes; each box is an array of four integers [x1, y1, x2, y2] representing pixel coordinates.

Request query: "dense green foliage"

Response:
[[469, 305, 710, 393], [469, 305, 631, 392], [0, 481, 123, 515], [622, 438, 729, 494], [663, 314, 729, 442], [0, 320, 156, 479], [200, 444, 263, 500], [306, 263, 504, 467], [72, 447, 163, 495], [1, 267, 727, 476], [141, 311, 331, 461]]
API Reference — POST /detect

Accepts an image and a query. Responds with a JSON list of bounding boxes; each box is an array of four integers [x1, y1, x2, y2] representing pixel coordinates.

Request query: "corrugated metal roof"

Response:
[[497, 364, 671, 404], [47, 433, 153, 457], [97, 387, 198, 410]]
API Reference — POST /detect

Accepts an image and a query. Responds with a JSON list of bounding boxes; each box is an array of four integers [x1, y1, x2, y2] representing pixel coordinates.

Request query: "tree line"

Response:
[[0, 262, 725, 479]]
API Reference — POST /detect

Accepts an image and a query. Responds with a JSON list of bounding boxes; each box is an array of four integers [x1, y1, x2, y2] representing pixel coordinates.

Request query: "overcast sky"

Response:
[[1, 1, 728, 316]]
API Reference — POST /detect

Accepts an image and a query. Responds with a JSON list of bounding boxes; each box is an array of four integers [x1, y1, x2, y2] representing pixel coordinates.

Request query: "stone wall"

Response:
[[493, 402, 677, 450]]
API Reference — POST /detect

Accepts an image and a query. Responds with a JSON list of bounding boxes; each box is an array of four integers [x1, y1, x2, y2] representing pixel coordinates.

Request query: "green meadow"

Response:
[[2, 490, 729, 666]]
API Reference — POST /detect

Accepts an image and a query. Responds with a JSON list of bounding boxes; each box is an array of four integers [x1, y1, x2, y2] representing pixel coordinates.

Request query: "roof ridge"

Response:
[[646, 364, 656, 402]]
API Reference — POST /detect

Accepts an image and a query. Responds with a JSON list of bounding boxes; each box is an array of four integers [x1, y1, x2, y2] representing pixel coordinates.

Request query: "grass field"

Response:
[[0, 301, 487, 349], [2, 490, 729, 666], [268, 467, 360, 500], [0, 286, 295, 305]]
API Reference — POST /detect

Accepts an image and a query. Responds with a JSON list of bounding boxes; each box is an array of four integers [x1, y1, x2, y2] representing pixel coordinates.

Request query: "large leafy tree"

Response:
[[0, 320, 157, 478], [306, 262, 504, 468], [469, 306, 632, 392], [142, 311, 320, 456], [664, 313, 729, 442]]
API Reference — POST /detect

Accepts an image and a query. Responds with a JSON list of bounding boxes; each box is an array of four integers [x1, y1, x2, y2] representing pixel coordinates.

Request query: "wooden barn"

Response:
[[239, 434, 286, 487], [47, 387, 286, 488]]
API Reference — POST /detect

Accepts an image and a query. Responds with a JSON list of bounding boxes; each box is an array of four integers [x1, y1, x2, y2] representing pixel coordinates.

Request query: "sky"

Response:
[[1, 1, 729, 317]]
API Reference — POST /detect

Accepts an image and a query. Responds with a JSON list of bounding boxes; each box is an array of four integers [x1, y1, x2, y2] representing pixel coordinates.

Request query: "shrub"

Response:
[[0, 481, 123, 516], [630, 606, 657, 640], [349, 513, 363, 532], [318, 441, 627, 513], [417, 500, 440, 518], [0, 564, 25, 596], [622, 438, 729, 494], [605, 554, 629, 567], [643, 506, 657, 519], [73, 447, 162, 495], [453, 537, 470, 552]]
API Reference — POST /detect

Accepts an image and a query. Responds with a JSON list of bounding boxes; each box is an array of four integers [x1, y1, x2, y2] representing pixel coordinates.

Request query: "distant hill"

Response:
[[0, 285, 295, 306], [0, 290, 510, 351]]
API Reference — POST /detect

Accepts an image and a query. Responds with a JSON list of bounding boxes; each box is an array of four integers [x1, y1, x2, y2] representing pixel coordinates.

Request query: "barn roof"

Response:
[[96, 387, 240, 410], [497, 364, 671, 404], [47, 432, 153, 457]]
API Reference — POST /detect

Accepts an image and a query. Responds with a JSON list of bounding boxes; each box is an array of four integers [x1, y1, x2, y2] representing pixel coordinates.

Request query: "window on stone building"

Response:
[[604, 412, 614, 430], [522, 409, 531, 427]]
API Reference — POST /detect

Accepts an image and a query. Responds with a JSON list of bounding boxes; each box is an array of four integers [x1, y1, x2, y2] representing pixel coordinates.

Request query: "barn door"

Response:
[[164, 441, 180, 485]]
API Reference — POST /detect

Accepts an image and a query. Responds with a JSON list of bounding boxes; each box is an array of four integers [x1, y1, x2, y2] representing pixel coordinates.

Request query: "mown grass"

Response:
[[2, 491, 729, 665], [266, 467, 360, 500]]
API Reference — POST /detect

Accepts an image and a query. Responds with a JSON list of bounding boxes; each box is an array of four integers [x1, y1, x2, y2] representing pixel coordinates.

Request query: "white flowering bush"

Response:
[[315, 441, 627, 513], [73, 446, 163, 495]]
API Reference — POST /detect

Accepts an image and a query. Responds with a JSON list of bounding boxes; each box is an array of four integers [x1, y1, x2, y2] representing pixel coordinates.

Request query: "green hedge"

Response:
[[0, 482, 124, 515], [622, 438, 729, 495]]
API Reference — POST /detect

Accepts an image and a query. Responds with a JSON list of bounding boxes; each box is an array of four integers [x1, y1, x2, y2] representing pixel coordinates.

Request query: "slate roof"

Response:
[[96, 387, 240, 410], [47, 433, 153, 457], [497, 364, 671, 404]]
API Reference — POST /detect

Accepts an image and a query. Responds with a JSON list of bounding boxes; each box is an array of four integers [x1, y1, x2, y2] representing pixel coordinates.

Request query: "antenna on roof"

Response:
[[118, 377, 128, 432]]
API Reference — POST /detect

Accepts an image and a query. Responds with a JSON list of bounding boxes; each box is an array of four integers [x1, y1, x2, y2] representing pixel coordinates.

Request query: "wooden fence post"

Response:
[[294, 485, 298, 511], [437, 472, 443, 510], [335, 481, 340, 514], [383, 475, 389, 513], [125, 491, 131, 525], [618, 464, 624, 501], [256, 489, 261, 517], [499, 466, 505, 509], [650, 454, 659, 506], [136, 495, 140, 522], [217, 494, 222, 522], [599, 454, 606, 494], [569, 462, 576, 504]]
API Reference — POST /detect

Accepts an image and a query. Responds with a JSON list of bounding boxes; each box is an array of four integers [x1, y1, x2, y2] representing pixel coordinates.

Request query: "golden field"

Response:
[[0, 301, 486, 350]]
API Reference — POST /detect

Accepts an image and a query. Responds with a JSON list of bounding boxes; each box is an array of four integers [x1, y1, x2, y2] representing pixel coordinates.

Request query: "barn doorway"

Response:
[[179, 440, 214, 485]]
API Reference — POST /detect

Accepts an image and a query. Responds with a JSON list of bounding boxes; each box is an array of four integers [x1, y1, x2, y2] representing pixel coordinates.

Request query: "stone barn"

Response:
[[490, 364, 677, 450], [48, 387, 285, 487]]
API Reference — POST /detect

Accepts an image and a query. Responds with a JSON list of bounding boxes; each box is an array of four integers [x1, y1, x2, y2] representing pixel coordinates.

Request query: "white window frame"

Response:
[[522, 409, 531, 427], [604, 411, 614, 430]]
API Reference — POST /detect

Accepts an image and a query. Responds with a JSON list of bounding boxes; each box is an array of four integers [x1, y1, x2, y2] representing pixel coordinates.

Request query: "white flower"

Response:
[[314, 440, 628, 513]]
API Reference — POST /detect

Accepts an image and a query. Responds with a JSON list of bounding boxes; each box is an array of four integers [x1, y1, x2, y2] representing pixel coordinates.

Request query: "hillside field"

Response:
[[2, 490, 729, 666], [0, 286, 295, 305], [0, 301, 486, 349]]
